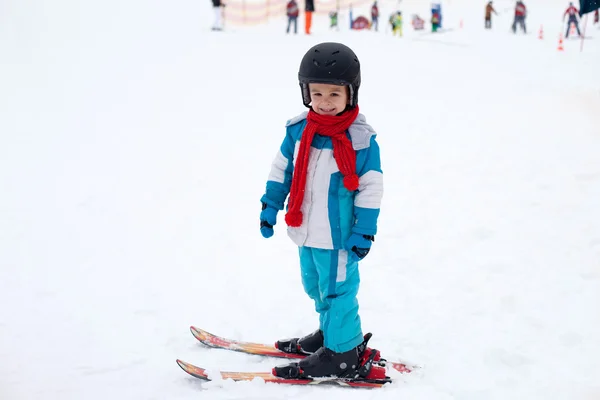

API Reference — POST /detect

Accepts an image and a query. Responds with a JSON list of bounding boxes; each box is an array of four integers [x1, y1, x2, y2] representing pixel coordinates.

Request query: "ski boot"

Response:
[[273, 332, 389, 381], [275, 329, 324, 355]]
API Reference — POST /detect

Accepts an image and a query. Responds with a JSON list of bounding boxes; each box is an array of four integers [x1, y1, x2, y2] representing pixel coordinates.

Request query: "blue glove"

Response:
[[260, 202, 279, 238], [345, 233, 375, 262]]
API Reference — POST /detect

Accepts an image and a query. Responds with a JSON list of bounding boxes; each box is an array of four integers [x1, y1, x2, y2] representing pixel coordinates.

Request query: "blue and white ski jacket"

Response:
[[261, 111, 383, 250]]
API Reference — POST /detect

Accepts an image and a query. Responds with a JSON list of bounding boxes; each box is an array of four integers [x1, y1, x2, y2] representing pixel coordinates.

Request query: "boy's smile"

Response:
[[309, 83, 349, 116]]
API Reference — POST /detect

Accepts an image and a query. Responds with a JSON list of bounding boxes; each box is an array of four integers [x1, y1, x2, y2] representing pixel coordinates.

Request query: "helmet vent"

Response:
[[332, 50, 340, 55], [325, 60, 336, 67]]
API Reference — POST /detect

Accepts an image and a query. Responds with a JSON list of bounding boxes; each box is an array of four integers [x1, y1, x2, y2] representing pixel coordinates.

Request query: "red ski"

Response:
[[189, 326, 414, 374], [176, 359, 392, 388]]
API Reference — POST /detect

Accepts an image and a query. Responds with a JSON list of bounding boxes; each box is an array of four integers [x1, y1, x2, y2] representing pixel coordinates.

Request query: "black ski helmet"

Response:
[[298, 42, 361, 108]]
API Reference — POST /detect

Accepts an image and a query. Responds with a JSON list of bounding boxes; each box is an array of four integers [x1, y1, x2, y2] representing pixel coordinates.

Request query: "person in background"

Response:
[[563, 2, 581, 38], [286, 0, 299, 34], [431, 11, 440, 32], [211, 0, 225, 31], [329, 10, 339, 30], [485, 1, 498, 29], [594, 9, 599, 24], [305, 0, 315, 34], [390, 11, 403, 36], [512, 1, 527, 33], [412, 14, 425, 30], [371, 1, 379, 31]]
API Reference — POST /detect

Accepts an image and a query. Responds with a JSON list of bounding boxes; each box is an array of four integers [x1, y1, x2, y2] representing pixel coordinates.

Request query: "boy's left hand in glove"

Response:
[[345, 233, 375, 261]]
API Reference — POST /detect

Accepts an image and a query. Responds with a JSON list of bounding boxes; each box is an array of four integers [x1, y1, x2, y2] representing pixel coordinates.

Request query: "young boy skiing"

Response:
[[259, 42, 383, 379]]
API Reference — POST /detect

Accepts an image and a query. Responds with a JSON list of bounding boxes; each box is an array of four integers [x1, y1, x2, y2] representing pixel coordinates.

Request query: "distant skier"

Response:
[[371, 1, 380, 31], [431, 11, 440, 32], [211, 0, 225, 31], [595, 9, 599, 24], [390, 11, 403, 36], [412, 14, 425, 30], [563, 2, 581, 38], [512, 1, 527, 34], [286, 0, 299, 34], [329, 11, 339, 30], [305, 0, 315, 34], [485, 1, 498, 29]]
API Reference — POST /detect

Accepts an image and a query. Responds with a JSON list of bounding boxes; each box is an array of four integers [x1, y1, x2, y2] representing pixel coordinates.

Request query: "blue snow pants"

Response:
[[299, 247, 363, 353]]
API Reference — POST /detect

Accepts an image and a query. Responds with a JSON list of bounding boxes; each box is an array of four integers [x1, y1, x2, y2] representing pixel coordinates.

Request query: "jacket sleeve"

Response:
[[352, 136, 383, 236], [260, 128, 296, 210]]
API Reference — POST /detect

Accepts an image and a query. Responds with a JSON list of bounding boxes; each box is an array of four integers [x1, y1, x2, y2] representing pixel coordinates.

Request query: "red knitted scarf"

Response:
[[285, 106, 360, 227]]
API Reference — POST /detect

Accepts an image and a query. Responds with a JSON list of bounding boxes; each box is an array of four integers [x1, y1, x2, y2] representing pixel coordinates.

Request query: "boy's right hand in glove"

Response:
[[260, 202, 278, 238]]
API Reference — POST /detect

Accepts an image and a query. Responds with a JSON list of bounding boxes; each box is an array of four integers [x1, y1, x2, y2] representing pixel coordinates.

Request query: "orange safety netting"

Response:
[[220, 0, 372, 26]]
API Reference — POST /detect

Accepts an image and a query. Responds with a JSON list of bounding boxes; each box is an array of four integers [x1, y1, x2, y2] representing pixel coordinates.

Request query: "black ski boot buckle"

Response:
[[272, 364, 306, 379]]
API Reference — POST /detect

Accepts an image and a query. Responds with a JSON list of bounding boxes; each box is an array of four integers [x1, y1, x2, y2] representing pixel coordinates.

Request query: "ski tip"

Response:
[[176, 359, 212, 381], [190, 326, 206, 335]]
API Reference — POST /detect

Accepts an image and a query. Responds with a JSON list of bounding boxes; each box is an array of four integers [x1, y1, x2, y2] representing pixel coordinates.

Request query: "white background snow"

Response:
[[1, 0, 599, 399]]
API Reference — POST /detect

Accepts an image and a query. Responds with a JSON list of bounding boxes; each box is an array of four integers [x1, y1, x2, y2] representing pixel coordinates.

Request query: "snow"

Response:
[[1, 0, 599, 399]]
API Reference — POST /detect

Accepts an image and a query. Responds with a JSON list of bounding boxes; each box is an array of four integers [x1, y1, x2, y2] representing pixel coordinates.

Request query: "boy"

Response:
[[259, 42, 383, 378]]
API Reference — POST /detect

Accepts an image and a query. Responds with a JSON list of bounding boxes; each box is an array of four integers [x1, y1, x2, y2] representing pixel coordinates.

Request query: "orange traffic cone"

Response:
[[557, 33, 564, 51], [538, 24, 544, 39], [569, 22, 576, 36]]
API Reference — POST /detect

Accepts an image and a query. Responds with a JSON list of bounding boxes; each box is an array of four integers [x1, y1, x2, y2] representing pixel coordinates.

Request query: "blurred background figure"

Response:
[[485, 1, 498, 29], [512, 1, 527, 33], [286, 0, 299, 34], [431, 10, 440, 31], [595, 9, 599, 24], [305, 0, 315, 34], [371, 1, 380, 31], [563, 2, 581, 37], [390, 11, 403, 36], [211, 0, 225, 31], [329, 10, 339, 30], [412, 14, 425, 30], [431, 2, 443, 28]]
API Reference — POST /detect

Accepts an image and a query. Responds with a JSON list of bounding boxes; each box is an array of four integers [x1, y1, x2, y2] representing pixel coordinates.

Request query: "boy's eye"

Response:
[[331, 93, 339, 97]]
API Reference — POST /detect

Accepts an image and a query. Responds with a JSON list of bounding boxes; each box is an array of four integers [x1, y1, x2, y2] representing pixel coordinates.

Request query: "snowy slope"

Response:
[[1, 0, 599, 399]]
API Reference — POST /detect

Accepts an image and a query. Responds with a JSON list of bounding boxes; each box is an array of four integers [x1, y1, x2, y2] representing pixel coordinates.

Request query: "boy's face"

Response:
[[308, 83, 349, 116]]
